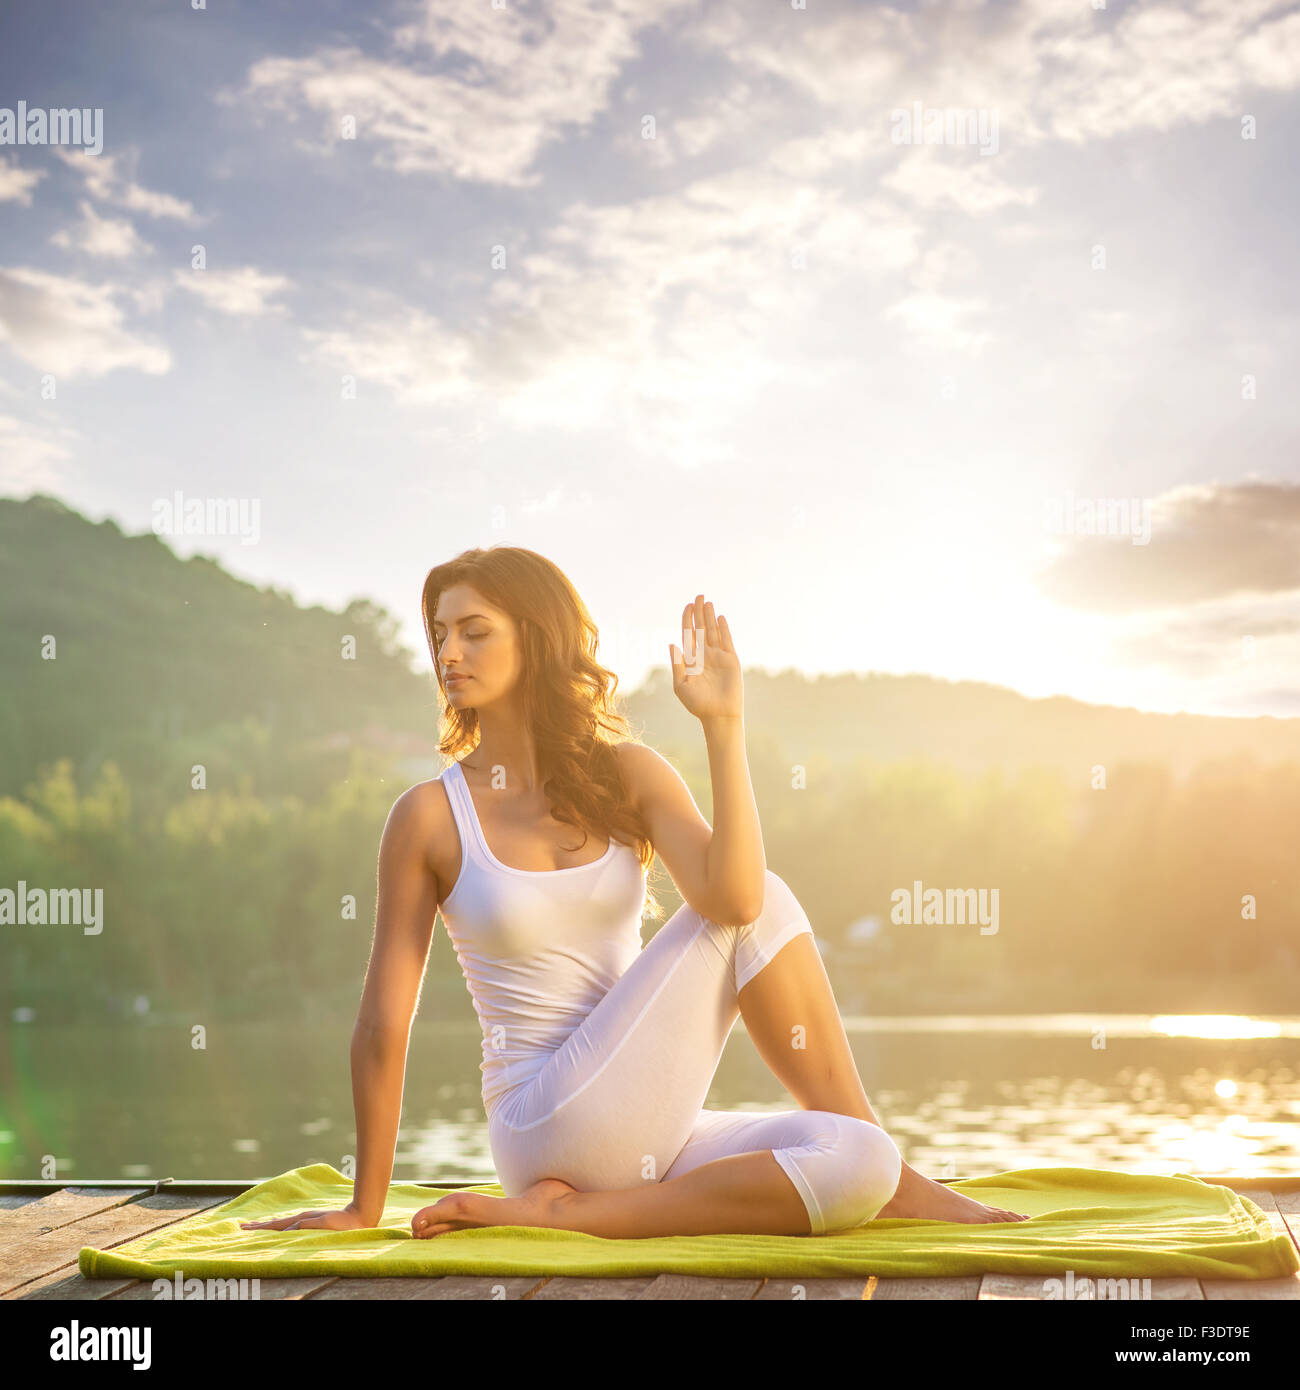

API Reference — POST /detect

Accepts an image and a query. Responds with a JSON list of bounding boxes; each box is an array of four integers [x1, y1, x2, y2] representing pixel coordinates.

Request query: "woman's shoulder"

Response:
[[611, 739, 675, 812], [612, 739, 672, 769], [388, 774, 461, 905], [398, 765, 454, 806]]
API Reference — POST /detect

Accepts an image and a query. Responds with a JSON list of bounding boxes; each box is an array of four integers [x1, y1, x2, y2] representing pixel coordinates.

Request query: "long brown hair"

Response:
[[421, 546, 663, 921]]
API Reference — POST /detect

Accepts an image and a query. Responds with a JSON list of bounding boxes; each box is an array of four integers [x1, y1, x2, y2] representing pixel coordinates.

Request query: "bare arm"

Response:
[[239, 785, 441, 1235], [633, 594, 765, 925], [618, 730, 765, 928], [699, 715, 766, 922], [349, 785, 441, 1224]]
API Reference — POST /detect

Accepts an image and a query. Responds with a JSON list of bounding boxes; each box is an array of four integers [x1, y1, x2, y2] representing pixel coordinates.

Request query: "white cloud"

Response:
[[171, 266, 293, 317], [0, 157, 45, 205], [1037, 480, 1300, 613], [299, 304, 473, 404], [297, 151, 926, 459], [242, 0, 1300, 470], [625, 79, 763, 168], [123, 279, 171, 315], [882, 291, 995, 354], [50, 200, 155, 259], [764, 126, 880, 178], [1237, 9, 1300, 87], [689, 0, 1300, 147], [224, 0, 697, 187], [0, 412, 79, 490], [879, 144, 1040, 215], [0, 268, 172, 378], [51, 147, 199, 222]]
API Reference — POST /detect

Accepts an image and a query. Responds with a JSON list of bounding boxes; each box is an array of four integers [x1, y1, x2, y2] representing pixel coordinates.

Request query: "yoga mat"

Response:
[[79, 1163, 1299, 1282]]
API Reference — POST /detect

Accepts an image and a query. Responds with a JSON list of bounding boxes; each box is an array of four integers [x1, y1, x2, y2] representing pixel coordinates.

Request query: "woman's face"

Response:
[[432, 584, 521, 709]]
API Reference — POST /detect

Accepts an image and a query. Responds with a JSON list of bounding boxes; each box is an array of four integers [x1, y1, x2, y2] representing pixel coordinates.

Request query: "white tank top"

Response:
[[436, 758, 648, 1114]]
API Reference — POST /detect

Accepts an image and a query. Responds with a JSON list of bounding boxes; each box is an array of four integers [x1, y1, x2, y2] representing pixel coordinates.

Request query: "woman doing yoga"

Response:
[[243, 548, 1029, 1239]]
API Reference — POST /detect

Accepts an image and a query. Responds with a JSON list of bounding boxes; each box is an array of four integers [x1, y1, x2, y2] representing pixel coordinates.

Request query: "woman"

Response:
[[244, 547, 1028, 1239]]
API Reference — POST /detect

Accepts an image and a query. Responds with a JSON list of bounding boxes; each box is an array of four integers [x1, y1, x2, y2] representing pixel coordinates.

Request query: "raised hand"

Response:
[[669, 595, 743, 723]]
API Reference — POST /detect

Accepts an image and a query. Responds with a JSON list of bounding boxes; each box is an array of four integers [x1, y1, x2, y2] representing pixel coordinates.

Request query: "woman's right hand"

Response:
[[239, 1202, 375, 1233]]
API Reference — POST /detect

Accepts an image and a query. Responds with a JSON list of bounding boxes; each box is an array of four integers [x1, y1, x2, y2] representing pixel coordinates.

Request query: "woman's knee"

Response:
[[758, 869, 795, 917], [827, 1117, 903, 1230], [749, 870, 813, 937]]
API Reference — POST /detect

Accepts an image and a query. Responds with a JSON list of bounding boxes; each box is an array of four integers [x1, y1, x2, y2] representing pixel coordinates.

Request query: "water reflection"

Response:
[[1150, 1015, 1284, 1039], [1, 1016, 1296, 1182]]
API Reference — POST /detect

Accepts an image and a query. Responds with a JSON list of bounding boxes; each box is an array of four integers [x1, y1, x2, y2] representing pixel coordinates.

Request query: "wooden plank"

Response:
[[15, 1199, 200, 1300], [1273, 1185, 1300, 1291], [980, 1274, 1065, 1301], [635, 1275, 761, 1300], [1202, 1190, 1300, 1301], [1270, 1191, 1300, 1255], [108, 1273, 342, 1300], [1146, 1280, 1203, 1300], [25, 1266, 337, 1302], [526, 1276, 657, 1300], [312, 1275, 546, 1300], [309, 1277, 465, 1301], [870, 1276, 981, 1300], [221, 1276, 341, 1301], [1202, 1276, 1300, 1301], [0, 1197, 38, 1214], [754, 1277, 874, 1300], [0, 1191, 225, 1299], [17, 1273, 139, 1301], [980, 1273, 1202, 1300], [0, 1187, 148, 1253]]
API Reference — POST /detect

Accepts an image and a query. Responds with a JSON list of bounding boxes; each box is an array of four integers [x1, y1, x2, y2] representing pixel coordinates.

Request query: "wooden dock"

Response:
[[4, 1176, 1299, 1301]]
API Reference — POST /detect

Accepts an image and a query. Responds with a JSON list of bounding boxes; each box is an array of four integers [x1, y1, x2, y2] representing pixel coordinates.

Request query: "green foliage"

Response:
[[1, 751, 397, 1020], [0, 495, 435, 797]]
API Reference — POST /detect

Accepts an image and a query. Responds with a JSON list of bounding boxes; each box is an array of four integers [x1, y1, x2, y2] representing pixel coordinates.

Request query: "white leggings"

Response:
[[486, 870, 903, 1235]]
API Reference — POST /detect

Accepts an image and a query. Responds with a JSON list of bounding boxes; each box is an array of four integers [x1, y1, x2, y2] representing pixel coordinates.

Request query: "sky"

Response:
[[1, 0, 1298, 717]]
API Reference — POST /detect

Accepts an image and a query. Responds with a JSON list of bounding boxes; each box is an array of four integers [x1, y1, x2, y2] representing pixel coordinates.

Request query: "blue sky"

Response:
[[2, 0, 1299, 716]]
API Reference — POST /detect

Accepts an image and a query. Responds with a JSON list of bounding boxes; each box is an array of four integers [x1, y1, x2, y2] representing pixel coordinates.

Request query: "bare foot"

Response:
[[877, 1165, 1031, 1224], [412, 1178, 577, 1238]]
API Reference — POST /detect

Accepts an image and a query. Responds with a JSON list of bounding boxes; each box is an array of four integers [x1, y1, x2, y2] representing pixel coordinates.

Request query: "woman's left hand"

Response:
[[669, 595, 743, 723]]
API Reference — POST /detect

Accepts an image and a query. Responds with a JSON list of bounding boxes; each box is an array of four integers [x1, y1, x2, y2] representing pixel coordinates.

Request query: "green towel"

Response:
[[79, 1163, 1298, 1282]]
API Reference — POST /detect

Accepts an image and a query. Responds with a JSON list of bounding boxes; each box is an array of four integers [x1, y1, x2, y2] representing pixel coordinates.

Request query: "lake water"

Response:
[[2, 1015, 1297, 1183]]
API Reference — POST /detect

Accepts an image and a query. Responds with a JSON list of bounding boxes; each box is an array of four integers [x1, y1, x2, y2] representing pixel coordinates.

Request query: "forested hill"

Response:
[[0, 494, 434, 796], [630, 666, 1300, 787], [3, 492, 1299, 801]]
